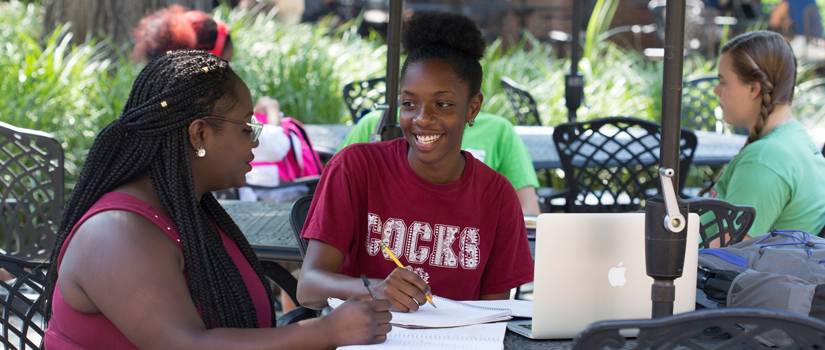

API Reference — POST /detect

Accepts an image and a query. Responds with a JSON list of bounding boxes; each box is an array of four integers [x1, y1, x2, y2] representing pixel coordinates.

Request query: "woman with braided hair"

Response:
[[711, 30, 825, 237], [43, 50, 390, 349]]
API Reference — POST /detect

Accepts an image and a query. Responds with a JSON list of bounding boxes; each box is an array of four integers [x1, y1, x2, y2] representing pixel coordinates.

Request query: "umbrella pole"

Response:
[[378, 0, 404, 141], [565, 0, 584, 123], [645, 0, 689, 319]]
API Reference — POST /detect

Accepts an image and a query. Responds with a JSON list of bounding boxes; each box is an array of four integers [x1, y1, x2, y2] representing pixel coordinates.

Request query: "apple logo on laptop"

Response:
[[608, 262, 626, 287]]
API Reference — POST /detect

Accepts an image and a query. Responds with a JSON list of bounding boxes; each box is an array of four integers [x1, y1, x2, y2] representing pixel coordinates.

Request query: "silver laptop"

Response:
[[508, 212, 699, 339]]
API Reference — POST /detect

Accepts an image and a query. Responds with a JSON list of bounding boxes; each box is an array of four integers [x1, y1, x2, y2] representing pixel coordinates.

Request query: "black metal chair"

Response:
[[288, 195, 312, 259], [0, 122, 64, 261], [342, 77, 386, 124], [552, 117, 698, 213], [0, 255, 48, 350], [500, 77, 542, 126], [688, 198, 756, 248], [265, 195, 317, 326], [681, 76, 746, 135], [572, 307, 825, 349]]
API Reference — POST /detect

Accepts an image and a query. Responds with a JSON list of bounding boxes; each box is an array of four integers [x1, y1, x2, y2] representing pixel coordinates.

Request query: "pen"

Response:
[[361, 274, 376, 300], [381, 242, 437, 308]]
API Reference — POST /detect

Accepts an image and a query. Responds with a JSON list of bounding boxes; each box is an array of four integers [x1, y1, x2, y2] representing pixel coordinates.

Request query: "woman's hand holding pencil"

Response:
[[369, 242, 436, 312]]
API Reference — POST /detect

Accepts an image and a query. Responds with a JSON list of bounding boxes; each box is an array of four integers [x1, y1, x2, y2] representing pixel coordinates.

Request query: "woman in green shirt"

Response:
[[712, 30, 825, 237]]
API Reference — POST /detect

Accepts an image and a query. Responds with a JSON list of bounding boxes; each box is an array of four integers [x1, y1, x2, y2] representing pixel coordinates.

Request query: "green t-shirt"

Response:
[[341, 110, 540, 190], [713, 120, 825, 236]]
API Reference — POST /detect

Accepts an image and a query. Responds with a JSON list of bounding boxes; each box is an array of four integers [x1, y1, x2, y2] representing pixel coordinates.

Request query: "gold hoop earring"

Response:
[[196, 148, 206, 158]]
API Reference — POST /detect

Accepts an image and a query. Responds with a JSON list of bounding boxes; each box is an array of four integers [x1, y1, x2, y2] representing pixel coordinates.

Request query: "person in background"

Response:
[[297, 12, 534, 311], [134, 4, 313, 203], [769, 0, 825, 60], [238, 97, 303, 202], [711, 30, 825, 238], [769, 0, 823, 39], [133, 5, 235, 61], [43, 50, 390, 349], [342, 110, 541, 216]]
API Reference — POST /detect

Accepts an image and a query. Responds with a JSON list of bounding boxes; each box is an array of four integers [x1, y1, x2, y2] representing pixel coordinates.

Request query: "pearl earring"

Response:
[[196, 148, 206, 158]]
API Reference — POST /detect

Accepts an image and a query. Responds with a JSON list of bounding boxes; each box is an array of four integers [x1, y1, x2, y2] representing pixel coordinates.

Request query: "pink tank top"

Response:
[[44, 192, 272, 349]]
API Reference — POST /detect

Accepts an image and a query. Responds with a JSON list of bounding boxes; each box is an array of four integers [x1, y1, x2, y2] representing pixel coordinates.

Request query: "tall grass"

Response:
[[220, 8, 386, 124], [0, 1, 137, 188]]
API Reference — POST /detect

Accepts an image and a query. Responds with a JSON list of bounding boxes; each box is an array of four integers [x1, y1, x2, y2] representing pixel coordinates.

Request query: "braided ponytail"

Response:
[[747, 73, 776, 144]]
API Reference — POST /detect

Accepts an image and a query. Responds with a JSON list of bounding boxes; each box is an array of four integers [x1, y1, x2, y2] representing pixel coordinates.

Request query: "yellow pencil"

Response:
[[381, 242, 437, 308]]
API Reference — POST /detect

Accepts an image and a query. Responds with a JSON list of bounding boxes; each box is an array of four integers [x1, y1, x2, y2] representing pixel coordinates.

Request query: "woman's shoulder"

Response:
[[73, 192, 179, 249], [738, 122, 811, 165], [63, 203, 183, 289], [75, 208, 172, 245], [68, 191, 180, 257]]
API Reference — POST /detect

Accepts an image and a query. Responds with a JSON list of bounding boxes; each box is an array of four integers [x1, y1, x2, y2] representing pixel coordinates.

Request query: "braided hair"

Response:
[[45, 50, 274, 328], [401, 12, 486, 99], [721, 31, 797, 145]]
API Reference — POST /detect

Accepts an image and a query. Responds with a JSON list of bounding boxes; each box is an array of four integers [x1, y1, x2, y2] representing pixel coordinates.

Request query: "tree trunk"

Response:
[[43, 0, 216, 48]]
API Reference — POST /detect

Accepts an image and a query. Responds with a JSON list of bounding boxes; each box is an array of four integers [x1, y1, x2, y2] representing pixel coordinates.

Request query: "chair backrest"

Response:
[[289, 195, 312, 259], [572, 307, 825, 349], [688, 198, 756, 248], [0, 121, 64, 261], [342, 77, 387, 124], [0, 255, 48, 350], [500, 77, 542, 126], [552, 117, 698, 213]]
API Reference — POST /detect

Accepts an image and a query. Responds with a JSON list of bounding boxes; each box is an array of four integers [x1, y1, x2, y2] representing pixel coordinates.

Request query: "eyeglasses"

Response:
[[201, 115, 263, 143]]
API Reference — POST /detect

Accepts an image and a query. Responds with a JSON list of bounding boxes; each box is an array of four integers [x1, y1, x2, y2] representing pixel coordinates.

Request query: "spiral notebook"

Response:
[[337, 322, 507, 350], [327, 296, 512, 328]]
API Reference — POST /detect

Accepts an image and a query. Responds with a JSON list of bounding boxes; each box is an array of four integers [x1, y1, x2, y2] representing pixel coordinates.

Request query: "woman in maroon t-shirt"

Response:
[[298, 12, 535, 312], [43, 50, 390, 349]]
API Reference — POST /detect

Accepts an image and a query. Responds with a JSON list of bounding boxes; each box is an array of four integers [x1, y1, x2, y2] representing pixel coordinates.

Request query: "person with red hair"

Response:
[[133, 5, 234, 61], [133, 5, 293, 193]]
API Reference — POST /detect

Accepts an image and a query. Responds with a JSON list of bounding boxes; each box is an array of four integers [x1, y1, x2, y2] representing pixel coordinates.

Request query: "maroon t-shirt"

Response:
[[302, 138, 534, 300]]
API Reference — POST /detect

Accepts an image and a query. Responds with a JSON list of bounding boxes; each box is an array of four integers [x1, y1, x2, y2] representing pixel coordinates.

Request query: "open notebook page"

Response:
[[337, 322, 507, 350], [328, 296, 511, 328], [459, 299, 533, 318]]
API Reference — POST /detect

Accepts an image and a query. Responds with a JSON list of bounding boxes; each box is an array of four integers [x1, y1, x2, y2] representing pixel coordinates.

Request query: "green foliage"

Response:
[[220, 8, 386, 124], [1, 1, 821, 191], [0, 1, 137, 189], [584, 0, 620, 59]]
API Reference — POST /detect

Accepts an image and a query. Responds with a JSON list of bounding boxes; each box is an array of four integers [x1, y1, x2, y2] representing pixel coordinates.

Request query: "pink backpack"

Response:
[[276, 117, 323, 183]]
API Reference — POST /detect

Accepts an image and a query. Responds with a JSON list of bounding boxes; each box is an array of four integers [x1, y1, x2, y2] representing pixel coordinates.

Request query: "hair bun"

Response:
[[402, 12, 485, 61]]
